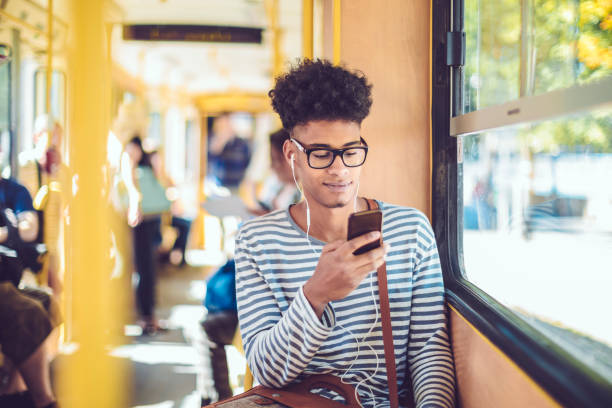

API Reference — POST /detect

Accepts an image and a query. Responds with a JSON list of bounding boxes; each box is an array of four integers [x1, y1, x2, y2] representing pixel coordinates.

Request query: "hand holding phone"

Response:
[[347, 209, 383, 255], [302, 209, 385, 318]]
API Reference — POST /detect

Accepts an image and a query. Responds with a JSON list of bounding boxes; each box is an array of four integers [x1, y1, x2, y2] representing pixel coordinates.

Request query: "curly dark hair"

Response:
[[269, 128, 290, 153], [269, 59, 373, 131]]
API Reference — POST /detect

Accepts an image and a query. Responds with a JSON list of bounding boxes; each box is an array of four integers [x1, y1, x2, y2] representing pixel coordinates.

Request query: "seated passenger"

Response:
[[233, 60, 456, 407], [0, 176, 60, 408]]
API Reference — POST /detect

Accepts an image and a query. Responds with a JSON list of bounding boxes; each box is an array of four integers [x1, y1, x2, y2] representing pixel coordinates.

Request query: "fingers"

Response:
[[353, 242, 388, 269], [322, 240, 344, 253], [344, 231, 381, 254], [353, 245, 389, 277]]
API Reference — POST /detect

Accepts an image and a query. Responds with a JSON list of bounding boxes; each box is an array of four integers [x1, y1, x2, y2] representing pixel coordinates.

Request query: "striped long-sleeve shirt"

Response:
[[235, 201, 456, 407]]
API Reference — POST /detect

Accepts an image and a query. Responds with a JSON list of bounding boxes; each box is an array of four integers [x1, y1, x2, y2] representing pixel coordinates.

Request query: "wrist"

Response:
[[303, 281, 328, 318]]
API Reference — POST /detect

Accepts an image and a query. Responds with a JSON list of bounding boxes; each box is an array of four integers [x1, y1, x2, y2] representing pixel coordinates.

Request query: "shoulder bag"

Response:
[[136, 166, 171, 216]]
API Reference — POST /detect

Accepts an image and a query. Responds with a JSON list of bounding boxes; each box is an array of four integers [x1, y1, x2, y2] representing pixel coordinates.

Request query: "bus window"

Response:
[[460, 107, 612, 382], [447, 0, 612, 391]]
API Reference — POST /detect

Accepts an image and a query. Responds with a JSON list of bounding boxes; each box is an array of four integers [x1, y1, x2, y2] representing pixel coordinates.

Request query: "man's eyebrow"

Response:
[[308, 140, 362, 148]]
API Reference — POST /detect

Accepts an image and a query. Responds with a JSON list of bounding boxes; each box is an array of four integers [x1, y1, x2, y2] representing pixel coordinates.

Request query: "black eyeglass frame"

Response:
[[290, 137, 369, 169]]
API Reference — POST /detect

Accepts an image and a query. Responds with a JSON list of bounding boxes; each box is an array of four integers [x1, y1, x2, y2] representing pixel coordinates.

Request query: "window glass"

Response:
[[461, 108, 612, 381], [0, 62, 9, 132], [464, 0, 612, 113]]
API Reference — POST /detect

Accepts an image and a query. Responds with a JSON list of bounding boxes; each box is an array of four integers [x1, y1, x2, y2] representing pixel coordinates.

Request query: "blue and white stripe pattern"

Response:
[[235, 201, 455, 407]]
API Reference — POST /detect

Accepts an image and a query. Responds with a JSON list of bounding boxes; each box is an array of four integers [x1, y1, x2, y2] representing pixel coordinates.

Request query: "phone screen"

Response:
[[347, 209, 382, 255]]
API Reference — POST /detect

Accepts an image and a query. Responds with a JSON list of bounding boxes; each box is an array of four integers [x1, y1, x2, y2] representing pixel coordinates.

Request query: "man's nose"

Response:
[[327, 153, 349, 174]]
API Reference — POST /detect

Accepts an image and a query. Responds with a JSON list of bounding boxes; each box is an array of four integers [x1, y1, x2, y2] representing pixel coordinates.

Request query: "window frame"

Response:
[[431, 0, 612, 406], [0, 49, 15, 174]]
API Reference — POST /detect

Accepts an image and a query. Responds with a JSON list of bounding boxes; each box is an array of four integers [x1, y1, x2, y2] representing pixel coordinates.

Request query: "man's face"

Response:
[[286, 120, 363, 209]]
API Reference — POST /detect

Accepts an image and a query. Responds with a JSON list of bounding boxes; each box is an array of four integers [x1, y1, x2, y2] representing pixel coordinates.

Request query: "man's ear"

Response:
[[282, 139, 294, 165]]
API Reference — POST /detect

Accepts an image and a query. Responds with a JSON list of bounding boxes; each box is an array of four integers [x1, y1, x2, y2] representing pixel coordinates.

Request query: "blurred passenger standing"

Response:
[[122, 136, 170, 335], [207, 113, 252, 191]]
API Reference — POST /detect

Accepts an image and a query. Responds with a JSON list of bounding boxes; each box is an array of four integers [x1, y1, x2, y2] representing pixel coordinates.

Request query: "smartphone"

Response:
[[347, 209, 382, 255]]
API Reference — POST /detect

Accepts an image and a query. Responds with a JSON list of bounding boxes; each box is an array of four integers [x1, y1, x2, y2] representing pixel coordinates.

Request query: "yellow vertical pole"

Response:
[[272, 0, 282, 77], [59, 0, 124, 407], [332, 0, 341, 65], [302, 0, 314, 58], [193, 114, 208, 249], [266, 0, 282, 78], [40, 0, 53, 311], [46, 0, 53, 114]]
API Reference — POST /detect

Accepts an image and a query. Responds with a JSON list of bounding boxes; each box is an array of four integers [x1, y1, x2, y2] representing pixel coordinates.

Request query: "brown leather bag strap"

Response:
[[367, 198, 399, 408], [285, 374, 361, 406]]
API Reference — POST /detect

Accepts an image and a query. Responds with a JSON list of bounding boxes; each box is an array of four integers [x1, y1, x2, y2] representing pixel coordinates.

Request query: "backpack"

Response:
[[204, 259, 237, 313], [136, 166, 171, 216]]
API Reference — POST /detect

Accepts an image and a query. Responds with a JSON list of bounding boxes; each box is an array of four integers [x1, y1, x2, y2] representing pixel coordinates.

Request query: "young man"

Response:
[[234, 60, 455, 407]]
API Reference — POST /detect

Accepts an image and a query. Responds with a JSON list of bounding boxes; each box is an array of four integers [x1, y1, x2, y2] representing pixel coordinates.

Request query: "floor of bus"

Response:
[[52, 250, 247, 408]]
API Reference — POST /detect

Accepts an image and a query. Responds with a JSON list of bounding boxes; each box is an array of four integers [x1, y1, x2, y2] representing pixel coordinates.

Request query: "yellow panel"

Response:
[[194, 93, 272, 114], [449, 306, 561, 408], [244, 366, 254, 391], [339, 0, 431, 213]]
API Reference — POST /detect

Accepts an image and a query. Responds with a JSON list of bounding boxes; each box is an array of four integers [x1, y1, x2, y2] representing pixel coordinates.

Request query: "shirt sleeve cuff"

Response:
[[295, 286, 336, 335]]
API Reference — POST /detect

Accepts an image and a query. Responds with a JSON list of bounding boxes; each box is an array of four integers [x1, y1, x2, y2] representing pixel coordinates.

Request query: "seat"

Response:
[[231, 328, 253, 391]]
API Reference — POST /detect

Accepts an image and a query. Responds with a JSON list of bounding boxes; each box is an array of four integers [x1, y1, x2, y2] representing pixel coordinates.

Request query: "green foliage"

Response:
[[464, 0, 612, 153], [464, 0, 520, 112], [577, 0, 612, 78], [525, 112, 612, 153]]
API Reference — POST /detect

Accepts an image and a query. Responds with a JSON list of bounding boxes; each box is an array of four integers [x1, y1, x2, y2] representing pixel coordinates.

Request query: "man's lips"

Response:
[[323, 181, 352, 192]]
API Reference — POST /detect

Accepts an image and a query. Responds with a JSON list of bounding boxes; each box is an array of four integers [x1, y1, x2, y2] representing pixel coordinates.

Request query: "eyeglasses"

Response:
[[290, 137, 368, 169]]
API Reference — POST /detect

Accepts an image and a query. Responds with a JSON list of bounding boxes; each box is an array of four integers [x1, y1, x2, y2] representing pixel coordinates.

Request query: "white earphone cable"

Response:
[[288, 156, 381, 406]]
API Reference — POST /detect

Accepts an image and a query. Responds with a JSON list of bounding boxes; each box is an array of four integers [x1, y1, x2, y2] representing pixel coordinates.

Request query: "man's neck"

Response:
[[292, 197, 366, 243]]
